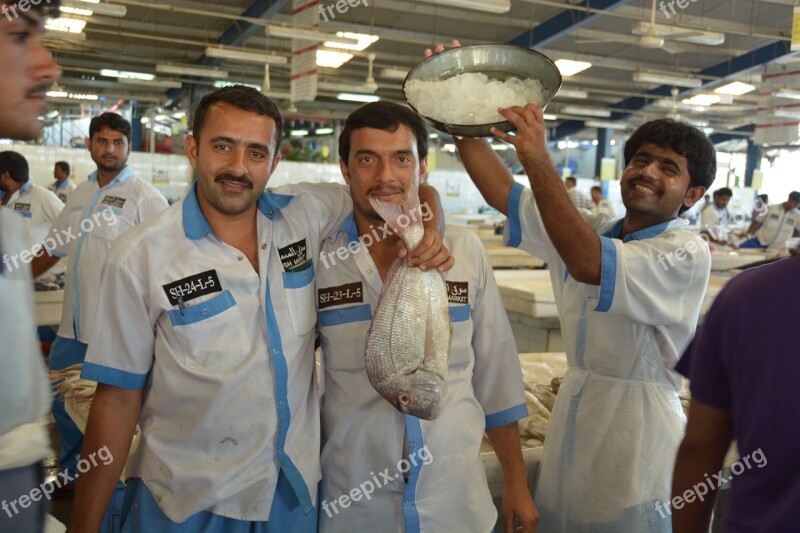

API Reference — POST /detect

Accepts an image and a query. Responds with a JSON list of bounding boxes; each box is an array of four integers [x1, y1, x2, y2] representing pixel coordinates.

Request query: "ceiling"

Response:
[[45, 0, 799, 144]]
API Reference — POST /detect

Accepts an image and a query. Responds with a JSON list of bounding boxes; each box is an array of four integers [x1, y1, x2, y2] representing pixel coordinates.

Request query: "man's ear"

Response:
[[683, 185, 706, 210], [185, 135, 198, 170], [339, 159, 351, 185]]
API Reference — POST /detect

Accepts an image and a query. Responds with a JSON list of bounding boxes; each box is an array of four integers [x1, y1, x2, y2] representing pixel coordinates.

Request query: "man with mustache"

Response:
[[69, 86, 450, 532], [31, 112, 168, 494], [0, 1, 61, 531], [434, 38, 715, 530]]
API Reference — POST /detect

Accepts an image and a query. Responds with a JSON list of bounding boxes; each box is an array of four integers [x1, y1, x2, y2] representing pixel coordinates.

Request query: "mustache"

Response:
[[629, 178, 661, 193], [27, 83, 53, 98], [368, 186, 405, 196], [215, 173, 254, 189]]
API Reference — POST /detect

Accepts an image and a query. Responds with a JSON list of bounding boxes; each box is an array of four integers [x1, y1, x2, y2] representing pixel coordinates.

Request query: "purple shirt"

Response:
[[676, 258, 800, 532]]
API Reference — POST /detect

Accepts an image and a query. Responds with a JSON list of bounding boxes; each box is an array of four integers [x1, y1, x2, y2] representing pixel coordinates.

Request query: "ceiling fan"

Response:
[[575, 0, 725, 52]]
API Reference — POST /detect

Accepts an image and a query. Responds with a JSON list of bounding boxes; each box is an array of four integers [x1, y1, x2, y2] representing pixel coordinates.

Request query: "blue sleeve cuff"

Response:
[[81, 361, 149, 390], [485, 402, 528, 430], [594, 236, 618, 312], [505, 182, 525, 248]]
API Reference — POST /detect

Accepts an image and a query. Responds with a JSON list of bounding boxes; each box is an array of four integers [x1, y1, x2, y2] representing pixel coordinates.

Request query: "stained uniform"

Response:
[[81, 183, 352, 531], [506, 182, 710, 532], [316, 218, 526, 533]]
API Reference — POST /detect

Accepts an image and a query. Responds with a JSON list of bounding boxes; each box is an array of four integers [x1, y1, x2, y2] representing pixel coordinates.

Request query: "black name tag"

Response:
[[101, 195, 126, 209], [318, 282, 363, 309], [446, 281, 469, 304], [163, 270, 221, 306], [279, 238, 308, 270], [13, 202, 31, 213]]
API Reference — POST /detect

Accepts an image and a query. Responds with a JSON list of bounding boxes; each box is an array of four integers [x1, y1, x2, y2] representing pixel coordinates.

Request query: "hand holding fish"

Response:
[[398, 227, 454, 272]]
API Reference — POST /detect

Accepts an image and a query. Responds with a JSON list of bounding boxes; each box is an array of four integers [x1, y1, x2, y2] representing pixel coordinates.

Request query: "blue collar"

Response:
[[88, 165, 133, 186], [182, 182, 295, 240], [602, 218, 675, 243], [54, 179, 69, 190], [0, 181, 31, 202]]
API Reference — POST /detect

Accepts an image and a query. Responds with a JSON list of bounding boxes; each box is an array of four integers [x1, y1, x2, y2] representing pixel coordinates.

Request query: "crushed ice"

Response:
[[406, 73, 546, 125]]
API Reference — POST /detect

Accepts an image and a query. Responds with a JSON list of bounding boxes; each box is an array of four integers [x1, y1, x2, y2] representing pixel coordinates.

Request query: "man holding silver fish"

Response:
[[315, 100, 538, 533], [451, 89, 715, 531]]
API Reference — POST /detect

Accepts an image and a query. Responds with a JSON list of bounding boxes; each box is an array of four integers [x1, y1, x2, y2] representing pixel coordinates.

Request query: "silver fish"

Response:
[[366, 192, 452, 420]]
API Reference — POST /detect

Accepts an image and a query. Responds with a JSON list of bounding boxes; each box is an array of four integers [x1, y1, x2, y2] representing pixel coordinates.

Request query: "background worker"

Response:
[[589, 185, 616, 217], [0, 1, 62, 531], [565, 176, 591, 211], [49, 161, 75, 202], [316, 101, 537, 533], [700, 187, 732, 246], [740, 191, 800, 249]]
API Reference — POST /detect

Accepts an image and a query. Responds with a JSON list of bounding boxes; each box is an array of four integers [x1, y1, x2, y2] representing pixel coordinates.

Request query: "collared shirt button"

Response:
[[269, 210, 275, 217], [261, 244, 267, 250], [367, 269, 372, 274]]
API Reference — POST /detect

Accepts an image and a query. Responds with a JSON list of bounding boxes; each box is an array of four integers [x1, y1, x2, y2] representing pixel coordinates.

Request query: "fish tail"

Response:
[[369, 189, 423, 242]]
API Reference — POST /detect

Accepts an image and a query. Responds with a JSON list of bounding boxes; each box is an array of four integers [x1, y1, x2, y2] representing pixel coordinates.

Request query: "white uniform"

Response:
[[590, 199, 616, 218], [49, 166, 167, 343], [316, 219, 526, 533], [0, 208, 50, 471], [82, 183, 352, 523], [754, 204, 800, 249], [3, 181, 64, 248], [505, 183, 710, 531], [567, 188, 592, 211], [700, 203, 731, 242], [48, 179, 76, 203]]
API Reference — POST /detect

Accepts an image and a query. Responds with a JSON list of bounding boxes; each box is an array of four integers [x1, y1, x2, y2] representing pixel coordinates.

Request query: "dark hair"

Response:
[[714, 187, 733, 198], [339, 101, 428, 163], [789, 191, 800, 203], [591, 185, 602, 193], [192, 85, 283, 150], [0, 151, 29, 184], [565, 177, 577, 185], [89, 112, 131, 142], [55, 161, 70, 175], [624, 119, 716, 190]]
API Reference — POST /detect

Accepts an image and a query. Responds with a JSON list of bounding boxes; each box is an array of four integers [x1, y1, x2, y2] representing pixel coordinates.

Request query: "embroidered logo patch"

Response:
[[279, 238, 308, 271], [163, 270, 222, 306], [318, 282, 364, 309]]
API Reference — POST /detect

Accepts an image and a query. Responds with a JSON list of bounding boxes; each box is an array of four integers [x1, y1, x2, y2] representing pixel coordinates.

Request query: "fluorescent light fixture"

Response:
[[554, 88, 588, 99], [682, 94, 720, 106], [429, 133, 439, 139], [205, 46, 287, 65], [291, 130, 309, 137], [443, 143, 456, 153], [337, 93, 380, 103], [267, 25, 358, 47], [61, 0, 126, 17], [714, 82, 755, 96], [631, 22, 724, 46], [771, 107, 800, 119], [317, 50, 353, 69], [417, 0, 510, 14], [585, 120, 628, 130], [315, 127, 335, 135], [100, 69, 154, 81], [774, 88, 800, 100], [380, 68, 409, 80], [156, 64, 228, 79], [555, 60, 592, 77], [124, 78, 182, 89], [46, 90, 98, 100], [633, 70, 703, 88], [213, 80, 262, 91], [543, 114, 558, 121], [45, 17, 87, 33], [324, 32, 379, 52], [561, 106, 612, 118]]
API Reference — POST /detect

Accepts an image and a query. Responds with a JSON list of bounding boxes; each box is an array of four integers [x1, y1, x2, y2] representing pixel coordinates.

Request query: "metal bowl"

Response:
[[403, 44, 562, 138]]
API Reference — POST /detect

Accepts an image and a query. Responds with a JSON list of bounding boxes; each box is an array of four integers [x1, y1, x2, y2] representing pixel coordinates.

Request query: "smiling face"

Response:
[[185, 102, 280, 218], [0, 5, 61, 140], [621, 143, 705, 222], [340, 125, 427, 225]]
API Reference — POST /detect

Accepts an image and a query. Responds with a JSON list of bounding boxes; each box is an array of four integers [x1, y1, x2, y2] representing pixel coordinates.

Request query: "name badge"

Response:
[[279, 238, 308, 271], [163, 270, 222, 306], [318, 282, 363, 309], [101, 196, 126, 209], [446, 281, 469, 304], [13, 202, 31, 213]]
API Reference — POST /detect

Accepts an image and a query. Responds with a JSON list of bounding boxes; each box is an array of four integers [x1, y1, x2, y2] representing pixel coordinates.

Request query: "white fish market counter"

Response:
[[493, 270, 731, 353]]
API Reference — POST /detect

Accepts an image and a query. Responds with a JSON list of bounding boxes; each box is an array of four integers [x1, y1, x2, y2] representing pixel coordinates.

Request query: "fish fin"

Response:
[[369, 190, 423, 240]]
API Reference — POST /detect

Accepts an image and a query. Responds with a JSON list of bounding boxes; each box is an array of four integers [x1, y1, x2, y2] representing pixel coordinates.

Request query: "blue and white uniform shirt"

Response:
[[754, 203, 800, 249], [49, 166, 168, 343], [316, 218, 526, 533], [4, 182, 64, 248], [48, 179, 76, 203], [505, 183, 711, 531], [82, 182, 352, 523]]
